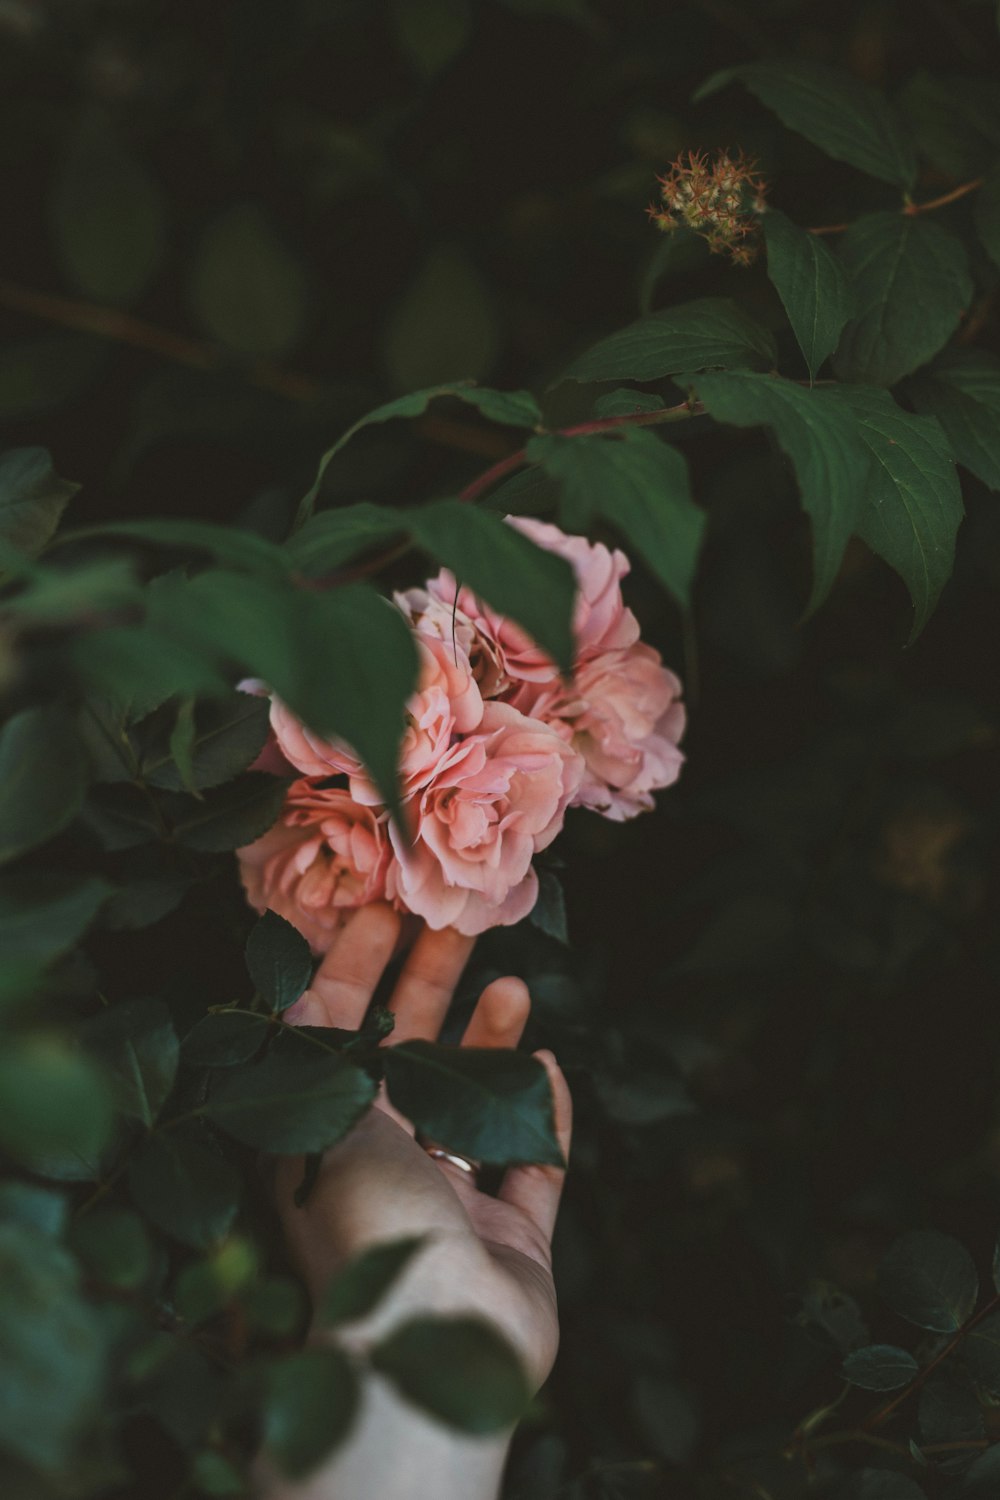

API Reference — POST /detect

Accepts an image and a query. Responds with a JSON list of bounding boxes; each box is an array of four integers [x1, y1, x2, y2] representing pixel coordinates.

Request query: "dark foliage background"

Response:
[[2, 1, 1000, 1496]]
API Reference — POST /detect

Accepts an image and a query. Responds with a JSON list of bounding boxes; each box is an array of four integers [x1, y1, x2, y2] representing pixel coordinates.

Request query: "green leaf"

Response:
[[191, 203, 308, 358], [0, 333, 107, 421], [175, 1239, 257, 1324], [409, 499, 577, 672], [205, 1050, 376, 1152], [0, 705, 89, 865], [961, 1310, 1000, 1394], [321, 1237, 424, 1327], [297, 385, 541, 524], [371, 1316, 531, 1433], [846, 1472, 927, 1500], [592, 389, 666, 419], [382, 245, 499, 395], [167, 698, 199, 796], [0, 872, 113, 963], [974, 169, 1000, 271], [558, 297, 776, 385], [0, 1183, 68, 1239], [833, 214, 973, 387], [0, 448, 78, 557], [74, 624, 229, 716], [383, 1042, 562, 1166], [963, 1444, 1000, 1495], [183, 1011, 271, 1067], [264, 1347, 359, 1479], [0, 1035, 114, 1173], [140, 692, 271, 793], [82, 996, 180, 1128], [918, 1372, 984, 1449], [169, 772, 291, 853], [526, 429, 705, 610], [689, 371, 870, 612], [391, 0, 471, 77], [127, 1127, 241, 1250], [842, 1344, 920, 1391], [762, 211, 855, 381], [529, 868, 569, 944], [0, 1224, 105, 1469], [69, 1207, 151, 1292], [877, 1230, 979, 1333], [49, 122, 165, 306], [697, 60, 917, 188], [830, 387, 963, 640], [85, 517, 289, 576], [908, 353, 1000, 491], [246, 911, 314, 1014], [633, 1375, 700, 1464], [284, 503, 403, 577], [993, 1234, 1000, 1296], [191, 1451, 247, 1496]]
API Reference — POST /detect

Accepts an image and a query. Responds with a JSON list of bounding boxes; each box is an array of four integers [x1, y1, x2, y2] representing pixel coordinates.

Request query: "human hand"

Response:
[[271, 902, 572, 1391]]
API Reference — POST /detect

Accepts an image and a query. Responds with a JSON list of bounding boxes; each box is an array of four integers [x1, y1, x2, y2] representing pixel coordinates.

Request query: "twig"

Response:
[[807, 177, 983, 235], [864, 1291, 1000, 1431]]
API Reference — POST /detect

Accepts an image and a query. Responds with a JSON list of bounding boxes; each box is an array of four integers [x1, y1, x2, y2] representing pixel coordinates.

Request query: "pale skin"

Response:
[[256, 901, 573, 1500]]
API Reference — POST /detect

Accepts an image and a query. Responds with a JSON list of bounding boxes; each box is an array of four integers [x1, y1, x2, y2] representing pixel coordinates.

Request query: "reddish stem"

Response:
[[864, 1292, 1000, 1432], [807, 176, 984, 236]]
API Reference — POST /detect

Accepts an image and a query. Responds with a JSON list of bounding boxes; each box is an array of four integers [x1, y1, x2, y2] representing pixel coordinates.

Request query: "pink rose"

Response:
[[237, 781, 392, 954], [269, 631, 483, 803], [386, 701, 583, 935], [521, 643, 685, 821]]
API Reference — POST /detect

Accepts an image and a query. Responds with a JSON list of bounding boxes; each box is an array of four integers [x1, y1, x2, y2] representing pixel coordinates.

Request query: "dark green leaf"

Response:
[[0, 1224, 105, 1469], [49, 123, 165, 306], [0, 705, 89, 865], [127, 1127, 241, 1250], [763, 210, 855, 380], [846, 1472, 927, 1499], [0, 333, 107, 421], [74, 624, 230, 718], [174, 1239, 257, 1324], [0, 448, 78, 557], [167, 698, 199, 796], [383, 1042, 562, 1166], [908, 353, 1000, 491], [633, 1376, 699, 1464], [284, 503, 402, 577], [529, 868, 569, 944], [264, 1347, 359, 1478], [960, 1309, 1000, 1394], [183, 1011, 271, 1067], [81, 782, 165, 851], [205, 1050, 376, 1152], [842, 1344, 920, 1391], [191, 203, 307, 358], [918, 1371, 984, 1449], [409, 499, 577, 671], [558, 298, 776, 385], [169, 772, 291, 853], [298, 384, 541, 523], [833, 214, 973, 387], [0, 872, 113, 962], [697, 60, 917, 188], [244, 1277, 307, 1337], [322, 1237, 424, 1327], [246, 911, 313, 1014], [372, 1316, 531, 1433], [86, 518, 289, 576], [191, 1451, 246, 1496], [69, 1207, 151, 1291], [963, 1444, 1000, 1495], [82, 997, 180, 1128], [993, 1234, 1000, 1295], [689, 371, 870, 611], [830, 387, 964, 640], [102, 870, 193, 932], [0, 1035, 113, 1173], [974, 170, 1000, 271], [592, 389, 666, 419], [139, 692, 271, 793], [0, 1183, 67, 1239], [877, 1230, 978, 1332], [526, 429, 704, 610]]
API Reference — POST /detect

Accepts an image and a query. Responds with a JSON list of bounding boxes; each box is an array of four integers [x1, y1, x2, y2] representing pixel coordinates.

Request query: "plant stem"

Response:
[[807, 176, 984, 235], [863, 1291, 1000, 1431]]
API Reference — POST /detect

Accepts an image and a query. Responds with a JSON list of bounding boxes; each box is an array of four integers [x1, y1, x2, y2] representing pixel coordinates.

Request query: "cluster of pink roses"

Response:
[[237, 518, 686, 946]]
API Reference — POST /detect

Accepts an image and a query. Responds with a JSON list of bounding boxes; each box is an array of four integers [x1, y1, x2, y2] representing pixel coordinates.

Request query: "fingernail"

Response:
[[285, 994, 326, 1026]]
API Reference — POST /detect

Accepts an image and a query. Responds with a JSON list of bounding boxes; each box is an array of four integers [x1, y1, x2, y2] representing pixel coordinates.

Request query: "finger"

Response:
[[461, 975, 531, 1050], [496, 1050, 573, 1244], [290, 903, 401, 1029], [385, 925, 475, 1045]]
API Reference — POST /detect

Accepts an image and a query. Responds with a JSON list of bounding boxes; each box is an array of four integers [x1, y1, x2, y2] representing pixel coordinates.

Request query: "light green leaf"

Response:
[[0, 872, 113, 963], [191, 203, 307, 358], [0, 1035, 114, 1174], [974, 170, 1000, 270], [0, 1225, 105, 1469], [0, 705, 89, 866], [908, 353, 1000, 491], [82, 996, 180, 1128], [322, 1238, 425, 1327], [205, 1050, 376, 1152], [246, 910, 313, 1014], [697, 60, 917, 188], [830, 386, 963, 640], [834, 214, 973, 387], [842, 1344, 920, 1391], [383, 1042, 563, 1166], [558, 297, 776, 385], [49, 122, 165, 306], [383, 245, 499, 395], [689, 371, 870, 612], [763, 210, 855, 380], [372, 1316, 531, 1433], [0, 448, 78, 557], [527, 428, 704, 609], [409, 499, 576, 672], [264, 1348, 359, 1479], [127, 1126, 241, 1250]]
